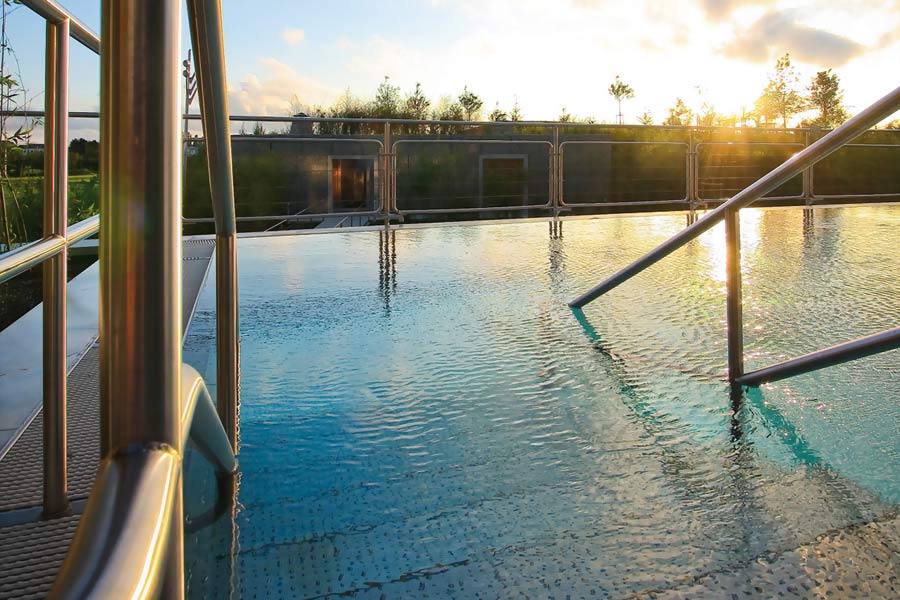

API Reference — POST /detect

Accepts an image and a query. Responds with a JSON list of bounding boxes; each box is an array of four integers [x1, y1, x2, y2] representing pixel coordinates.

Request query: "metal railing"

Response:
[[9, 111, 900, 229], [0, 0, 102, 519], [569, 84, 900, 385], [3, 1, 240, 598]]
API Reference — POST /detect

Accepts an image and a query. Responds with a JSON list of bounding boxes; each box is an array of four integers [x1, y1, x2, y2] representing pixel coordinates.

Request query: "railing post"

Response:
[[688, 129, 697, 220], [382, 122, 391, 225], [725, 207, 744, 381], [100, 0, 183, 595], [552, 125, 560, 215], [42, 16, 69, 517], [187, 0, 240, 454], [803, 129, 813, 205]]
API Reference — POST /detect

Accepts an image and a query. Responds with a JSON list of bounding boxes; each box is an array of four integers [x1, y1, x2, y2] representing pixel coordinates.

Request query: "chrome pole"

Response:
[[187, 0, 240, 453], [42, 16, 69, 517], [724, 207, 743, 380], [803, 129, 812, 206], [100, 0, 183, 595], [383, 122, 391, 225], [552, 126, 560, 215], [736, 326, 900, 387], [688, 129, 696, 218]]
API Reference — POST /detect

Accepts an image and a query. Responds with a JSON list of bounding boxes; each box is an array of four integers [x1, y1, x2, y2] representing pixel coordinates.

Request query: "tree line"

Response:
[[287, 55, 900, 131]]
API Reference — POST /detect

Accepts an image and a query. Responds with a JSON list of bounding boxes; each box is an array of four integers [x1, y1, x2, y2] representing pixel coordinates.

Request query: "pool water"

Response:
[[182, 206, 900, 599]]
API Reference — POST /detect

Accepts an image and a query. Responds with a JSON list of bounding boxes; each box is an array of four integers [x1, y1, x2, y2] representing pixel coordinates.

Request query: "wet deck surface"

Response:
[[0, 239, 213, 599]]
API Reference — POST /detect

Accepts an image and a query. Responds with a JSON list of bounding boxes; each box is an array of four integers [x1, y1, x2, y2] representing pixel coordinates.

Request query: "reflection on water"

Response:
[[184, 206, 900, 599], [378, 228, 397, 314]]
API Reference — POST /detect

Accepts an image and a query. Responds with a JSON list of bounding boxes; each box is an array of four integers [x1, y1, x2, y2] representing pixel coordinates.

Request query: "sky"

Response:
[[5, 0, 900, 141]]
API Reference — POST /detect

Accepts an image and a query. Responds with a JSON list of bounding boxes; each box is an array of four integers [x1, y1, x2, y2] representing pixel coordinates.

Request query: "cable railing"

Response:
[[2, 1, 241, 598], [569, 84, 900, 386]]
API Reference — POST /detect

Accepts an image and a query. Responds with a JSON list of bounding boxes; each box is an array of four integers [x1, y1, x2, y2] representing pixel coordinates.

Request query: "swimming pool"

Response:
[[182, 206, 900, 598]]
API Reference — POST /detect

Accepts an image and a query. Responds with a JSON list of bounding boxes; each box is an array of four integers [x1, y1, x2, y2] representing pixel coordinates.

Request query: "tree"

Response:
[[488, 102, 508, 122], [432, 95, 465, 134], [433, 95, 465, 121], [510, 97, 522, 122], [885, 119, 900, 129], [756, 54, 805, 128], [637, 110, 653, 125], [608, 75, 634, 124], [807, 69, 848, 128], [714, 113, 739, 127], [373, 76, 401, 118], [697, 101, 717, 127], [558, 107, 572, 123], [404, 82, 431, 120], [663, 98, 693, 126], [458, 86, 483, 121]]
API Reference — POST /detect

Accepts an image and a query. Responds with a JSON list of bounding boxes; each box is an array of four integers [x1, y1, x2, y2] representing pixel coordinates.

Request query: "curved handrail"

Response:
[[19, 0, 100, 54], [47, 367, 236, 599], [46, 448, 180, 600], [569, 84, 900, 308], [180, 364, 238, 474]]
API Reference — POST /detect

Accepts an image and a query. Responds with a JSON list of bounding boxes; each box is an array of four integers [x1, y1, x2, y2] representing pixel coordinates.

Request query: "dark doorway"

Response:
[[331, 158, 376, 211]]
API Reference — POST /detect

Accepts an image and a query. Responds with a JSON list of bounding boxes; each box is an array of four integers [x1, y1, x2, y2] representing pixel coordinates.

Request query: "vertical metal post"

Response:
[[100, 0, 183, 595], [803, 129, 812, 205], [725, 207, 744, 381], [383, 122, 391, 225], [688, 129, 696, 218], [187, 0, 239, 453], [552, 126, 560, 216], [42, 17, 69, 517]]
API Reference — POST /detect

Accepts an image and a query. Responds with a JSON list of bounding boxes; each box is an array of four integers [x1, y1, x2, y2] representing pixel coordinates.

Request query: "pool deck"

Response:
[[0, 239, 214, 599]]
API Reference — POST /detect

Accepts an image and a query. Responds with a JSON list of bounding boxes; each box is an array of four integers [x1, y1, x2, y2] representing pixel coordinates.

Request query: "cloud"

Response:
[[721, 10, 866, 66], [281, 27, 305, 46], [698, 0, 774, 20], [228, 58, 338, 116]]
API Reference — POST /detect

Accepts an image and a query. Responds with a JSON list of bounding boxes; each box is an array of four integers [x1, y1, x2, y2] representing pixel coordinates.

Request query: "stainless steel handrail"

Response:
[[569, 83, 900, 386], [47, 366, 237, 600], [736, 326, 900, 386], [179, 364, 237, 475], [0, 214, 99, 284], [19, 0, 99, 54], [9, 1, 239, 597], [569, 84, 900, 309], [0, 234, 65, 284], [186, 0, 240, 453]]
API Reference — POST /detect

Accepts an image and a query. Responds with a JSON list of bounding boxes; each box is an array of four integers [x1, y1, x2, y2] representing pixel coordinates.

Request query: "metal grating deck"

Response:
[[0, 240, 214, 599]]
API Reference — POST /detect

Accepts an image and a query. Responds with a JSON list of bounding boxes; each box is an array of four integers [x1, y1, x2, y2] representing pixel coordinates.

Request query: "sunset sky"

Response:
[[6, 0, 900, 140]]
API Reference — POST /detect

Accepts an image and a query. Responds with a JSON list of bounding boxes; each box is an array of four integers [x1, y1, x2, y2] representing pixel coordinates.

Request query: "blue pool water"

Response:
[[183, 206, 900, 598]]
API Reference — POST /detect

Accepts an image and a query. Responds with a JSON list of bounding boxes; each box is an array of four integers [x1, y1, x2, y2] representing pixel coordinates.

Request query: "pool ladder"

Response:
[[570, 84, 900, 386]]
